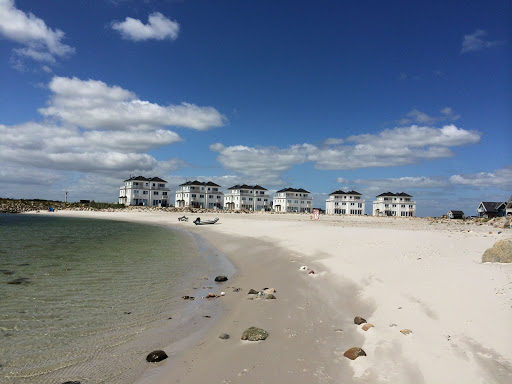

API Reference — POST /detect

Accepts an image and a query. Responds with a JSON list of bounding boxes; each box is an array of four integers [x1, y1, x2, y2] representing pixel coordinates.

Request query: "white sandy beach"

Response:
[[37, 210, 512, 383]]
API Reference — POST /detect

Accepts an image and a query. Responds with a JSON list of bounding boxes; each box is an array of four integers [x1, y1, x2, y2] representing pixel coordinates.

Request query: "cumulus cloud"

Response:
[[0, 0, 74, 67], [210, 143, 315, 185], [39, 76, 225, 130], [449, 166, 512, 189], [112, 12, 180, 41], [397, 108, 460, 125], [210, 125, 480, 183], [0, 75, 225, 200], [324, 138, 344, 145], [461, 29, 503, 54]]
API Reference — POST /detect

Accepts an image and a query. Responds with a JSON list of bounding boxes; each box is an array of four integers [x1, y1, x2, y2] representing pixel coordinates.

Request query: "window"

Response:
[[200, 195, 204, 198], [401, 205, 405, 208], [191, 194, 196, 198], [162, 192, 167, 196], [209, 195, 213, 199], [143, 191, 148, 195], [358, 203, 362, 208], [257, 198, 261, 201], [152, 183, 156, 187], [153, 191, 159, 195], [159, 184, 165, 187]]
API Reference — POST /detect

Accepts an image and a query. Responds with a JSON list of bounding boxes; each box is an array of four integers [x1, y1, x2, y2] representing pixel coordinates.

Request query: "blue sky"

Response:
[[0, 0, 510, 216]]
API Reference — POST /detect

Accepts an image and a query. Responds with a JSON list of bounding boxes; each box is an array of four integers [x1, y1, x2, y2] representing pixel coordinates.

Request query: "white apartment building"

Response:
[[119, 176, 170, 207], [175, 181, 223, 209], [325, 190, 365, 215], [273, 188, 313, 213], [224, 184, 270, 211], [373, 192, 416, 217]]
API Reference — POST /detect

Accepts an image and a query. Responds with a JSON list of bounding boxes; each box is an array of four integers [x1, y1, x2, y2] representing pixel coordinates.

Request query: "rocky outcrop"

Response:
[[482, 239, 512, 263]]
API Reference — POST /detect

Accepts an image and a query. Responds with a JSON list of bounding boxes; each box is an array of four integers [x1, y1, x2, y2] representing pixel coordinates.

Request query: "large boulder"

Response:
[[482, 239, 512, 263], [215, 276, 228, 282], [241, 327, 269, 341]]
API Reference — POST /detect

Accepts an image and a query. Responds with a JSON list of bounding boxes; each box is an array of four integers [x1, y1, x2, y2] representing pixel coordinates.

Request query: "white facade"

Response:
[[224, 184, 270, 211], [273, 188, 313, 213], [325, 190, 365, 215], [175, 181, 223, 209], [373, 192, 416, 217], [119, 176, 170, 207]]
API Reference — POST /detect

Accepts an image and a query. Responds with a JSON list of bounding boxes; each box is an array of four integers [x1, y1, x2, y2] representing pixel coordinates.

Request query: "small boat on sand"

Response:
[[193, 217, 219, 225]]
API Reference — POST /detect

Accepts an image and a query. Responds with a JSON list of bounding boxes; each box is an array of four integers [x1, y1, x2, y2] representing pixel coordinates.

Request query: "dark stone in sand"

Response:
[[0, 270, 15, 275], [61, 381, 80, 384], [248, 289, 258, 294], [146, 350, 168, 363], [233, 288, 241, 292], [354, 316, 367, 325], [215, 276, 228, 282], [219, 333, 230, 340], [7, 277, 30, 285], [265, 294, 276, 300], [241, 327, 269, 341], [203, 315, 211, 318], [343, 347, 366, 360], [124, 312, 131, 315], [17, 263, 30, 266]]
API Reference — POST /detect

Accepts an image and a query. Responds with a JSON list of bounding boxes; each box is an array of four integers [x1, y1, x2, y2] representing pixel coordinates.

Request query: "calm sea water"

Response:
[[0, 214, 218, 383]]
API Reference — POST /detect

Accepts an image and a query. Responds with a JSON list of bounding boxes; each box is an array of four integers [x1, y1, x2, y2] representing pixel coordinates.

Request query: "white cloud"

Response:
[[39, 76, 225, 131], [449, 166, 512, 189], [353, 176, 449, 189], [210, 143, 314, 185], [0, 0, 74, 66], [397, 108, 460, 125], [336, 177, 349, 184], [112, 12, 179, 41], [324, 138, 344, 145], [211, 125, 480, 183], [461, 29, 503, 54], [0, 75, 225, 198]]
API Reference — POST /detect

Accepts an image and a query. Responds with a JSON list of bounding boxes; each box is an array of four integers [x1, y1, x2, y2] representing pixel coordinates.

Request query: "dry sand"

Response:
[[36, 210, 512, 383]]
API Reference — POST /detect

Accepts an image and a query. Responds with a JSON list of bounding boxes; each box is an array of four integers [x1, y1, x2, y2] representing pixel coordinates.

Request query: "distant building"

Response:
[[273, 188, 313, 213], [119, 176, 170, 207], [447, 210, 465, 219], [224, 184, 270, 211], [506, 196, 512, 216], [477, 201, 506, 218], [325, 190, 365, 215], [373, 192, 416, 217], [174, 181, 223, 209]]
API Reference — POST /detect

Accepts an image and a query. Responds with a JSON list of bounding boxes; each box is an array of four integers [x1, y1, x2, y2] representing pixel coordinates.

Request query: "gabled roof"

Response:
[[179, 180, 220, 187], [276, 187, 310, 193], [376, 192, 412, 197], [124, 175, 149, 182], [329, 190, 361, 195], [448, 210, 464, 215], [480, 201, 506, 213], [149, 177, 167, 182], [227, 184, 267, 191]]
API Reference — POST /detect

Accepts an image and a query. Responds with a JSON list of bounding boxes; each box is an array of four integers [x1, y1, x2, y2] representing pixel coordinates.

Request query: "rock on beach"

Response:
[[215, 276, 228, 282], [343, 347, 366, 360], [482, 239, 512, 263], [241, 327, 269, 341], [146, 350, 168, 362], [354, 316, 367, 325]]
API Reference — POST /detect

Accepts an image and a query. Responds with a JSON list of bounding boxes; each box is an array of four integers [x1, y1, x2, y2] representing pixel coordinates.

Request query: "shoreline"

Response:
[[26, 210, 512, 383]]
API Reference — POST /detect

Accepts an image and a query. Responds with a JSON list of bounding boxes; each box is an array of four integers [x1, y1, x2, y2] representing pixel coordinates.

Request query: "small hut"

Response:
[[447, 210, 465, 219]]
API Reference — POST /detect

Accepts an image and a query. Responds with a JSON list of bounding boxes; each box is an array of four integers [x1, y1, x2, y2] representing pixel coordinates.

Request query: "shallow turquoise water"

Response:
[[0, 214, 213, 383]]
